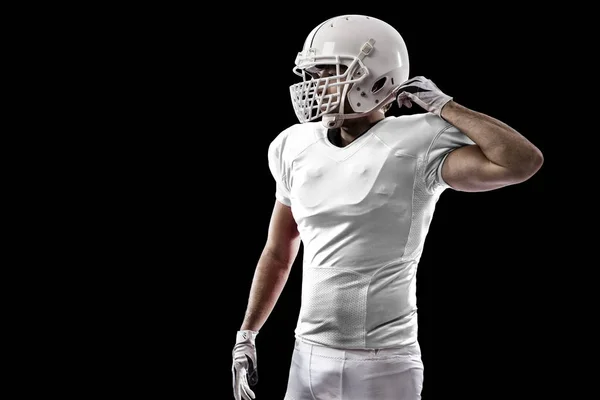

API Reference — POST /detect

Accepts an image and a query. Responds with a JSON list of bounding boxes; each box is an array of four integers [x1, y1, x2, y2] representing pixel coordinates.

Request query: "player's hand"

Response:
[[232, 330, 259, 400], [396, 76, 453, 116]]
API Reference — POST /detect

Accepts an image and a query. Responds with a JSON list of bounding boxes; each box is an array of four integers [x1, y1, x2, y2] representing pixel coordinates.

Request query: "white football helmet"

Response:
[[290, 15, 410, 129]]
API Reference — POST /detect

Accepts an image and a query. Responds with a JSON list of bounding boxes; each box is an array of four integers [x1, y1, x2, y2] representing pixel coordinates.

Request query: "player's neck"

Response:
[[339, 113, 385, 145]]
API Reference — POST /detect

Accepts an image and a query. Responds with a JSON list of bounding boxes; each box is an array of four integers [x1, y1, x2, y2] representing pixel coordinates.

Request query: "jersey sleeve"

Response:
[[267, 133, 292, 207], [423, 123, 475, 193]]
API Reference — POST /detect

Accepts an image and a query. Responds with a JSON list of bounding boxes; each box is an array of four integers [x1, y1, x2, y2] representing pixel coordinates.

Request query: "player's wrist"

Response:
[[440, 99, 457, 120], [236, 330, 259, 343]]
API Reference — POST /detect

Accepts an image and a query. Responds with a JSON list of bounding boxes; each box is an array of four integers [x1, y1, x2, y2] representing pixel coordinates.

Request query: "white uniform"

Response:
[[268, 113, 474, 351]]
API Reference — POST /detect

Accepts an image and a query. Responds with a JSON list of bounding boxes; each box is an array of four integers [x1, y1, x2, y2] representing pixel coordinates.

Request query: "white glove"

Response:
[[396, 76, 453, 116], [232, 330, 259, 400]]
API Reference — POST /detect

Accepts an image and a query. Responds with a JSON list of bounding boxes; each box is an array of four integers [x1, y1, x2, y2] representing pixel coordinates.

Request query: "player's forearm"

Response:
[[441, 100, 543, 177], [240, 249, 293, 332]]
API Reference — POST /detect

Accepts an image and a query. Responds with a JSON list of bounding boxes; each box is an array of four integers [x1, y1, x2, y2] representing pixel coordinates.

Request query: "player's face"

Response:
[[310, 64, 347, 95], [306, 64, 351, 114]]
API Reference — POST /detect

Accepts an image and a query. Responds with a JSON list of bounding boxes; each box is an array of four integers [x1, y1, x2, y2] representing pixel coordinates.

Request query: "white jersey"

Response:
[[267, 113, 475, 350]]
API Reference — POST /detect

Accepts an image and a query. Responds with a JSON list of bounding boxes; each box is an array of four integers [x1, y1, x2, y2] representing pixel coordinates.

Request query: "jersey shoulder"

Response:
[[268, 122, 321, 163], [374, 113, 456, 158]]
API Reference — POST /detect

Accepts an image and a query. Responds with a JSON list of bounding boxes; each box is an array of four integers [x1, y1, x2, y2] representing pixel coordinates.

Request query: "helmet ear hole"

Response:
[[371, 77, 388, 94]]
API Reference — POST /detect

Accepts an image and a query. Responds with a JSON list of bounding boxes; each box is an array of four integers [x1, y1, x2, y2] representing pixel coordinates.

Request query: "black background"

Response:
[[111, 5, 575, 400]]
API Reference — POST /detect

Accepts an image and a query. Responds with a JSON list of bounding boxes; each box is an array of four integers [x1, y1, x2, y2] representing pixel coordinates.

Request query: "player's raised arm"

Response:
[[439, 100, 543, 192], [397, 76, 544, 192]]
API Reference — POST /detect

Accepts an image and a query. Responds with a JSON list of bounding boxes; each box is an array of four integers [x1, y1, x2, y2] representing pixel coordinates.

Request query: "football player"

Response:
[[232, 14, 543, 400]]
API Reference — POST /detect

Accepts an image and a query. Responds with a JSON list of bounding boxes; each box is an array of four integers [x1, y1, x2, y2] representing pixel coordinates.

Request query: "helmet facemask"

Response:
[[290, 45, 372, 129]]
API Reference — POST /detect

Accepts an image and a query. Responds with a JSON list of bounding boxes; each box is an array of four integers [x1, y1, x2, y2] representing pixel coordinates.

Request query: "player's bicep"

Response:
[[441, 145, 518, 192]]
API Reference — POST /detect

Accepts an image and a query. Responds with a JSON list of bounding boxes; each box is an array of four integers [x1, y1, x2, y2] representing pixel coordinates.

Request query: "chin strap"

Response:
[[322, 114, 344, 129]]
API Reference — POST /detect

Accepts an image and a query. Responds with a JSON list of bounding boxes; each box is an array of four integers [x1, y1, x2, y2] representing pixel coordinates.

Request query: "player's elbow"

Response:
[[510, 148, 544, 183], [531, 147, 544, 173], [263, 235, 301, 269]]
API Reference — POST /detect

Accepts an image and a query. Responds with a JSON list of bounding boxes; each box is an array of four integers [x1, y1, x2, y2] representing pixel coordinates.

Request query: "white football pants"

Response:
[[284, 339, 424, 400]]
